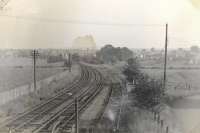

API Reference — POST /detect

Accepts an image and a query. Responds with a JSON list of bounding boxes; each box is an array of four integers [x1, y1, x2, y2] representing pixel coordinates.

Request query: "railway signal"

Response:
[[31, 50, 39, 91]]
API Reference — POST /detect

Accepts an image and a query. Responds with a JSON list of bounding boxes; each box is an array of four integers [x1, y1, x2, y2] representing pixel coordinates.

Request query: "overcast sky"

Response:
[[0, 0, 200, 49]]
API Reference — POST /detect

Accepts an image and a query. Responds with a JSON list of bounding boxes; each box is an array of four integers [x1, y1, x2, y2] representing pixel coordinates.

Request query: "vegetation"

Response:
[[123, 58, 163, 110], [96, 44, 133, 63], [123, 58, 140, 82], [71, 53, 80, 62], [134, 75, 163, 109]]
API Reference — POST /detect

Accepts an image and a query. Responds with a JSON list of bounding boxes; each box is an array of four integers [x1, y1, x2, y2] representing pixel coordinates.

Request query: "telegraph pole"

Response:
[[163, 23, 168, 94], [31, 50, 39, 91], [68, 53, 71, 72], [75, 98, 79, 133]]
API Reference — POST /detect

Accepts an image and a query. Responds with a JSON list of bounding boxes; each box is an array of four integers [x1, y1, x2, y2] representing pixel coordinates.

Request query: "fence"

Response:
[[152, 110, 170, 133], [0, 70, 71, 106]]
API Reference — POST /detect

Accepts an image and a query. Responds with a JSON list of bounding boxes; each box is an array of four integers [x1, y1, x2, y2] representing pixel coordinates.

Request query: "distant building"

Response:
[[134, 49, 164, 61], [71, 35, 97, 56], [72, 35, 96, 50]]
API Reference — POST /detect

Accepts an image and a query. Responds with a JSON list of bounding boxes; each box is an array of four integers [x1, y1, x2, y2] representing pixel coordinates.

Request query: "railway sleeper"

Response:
[[60, 112, 74, 117], [23, 123, 41, 129], [64, 107, 75, 112], [37, 128, 52, 133]]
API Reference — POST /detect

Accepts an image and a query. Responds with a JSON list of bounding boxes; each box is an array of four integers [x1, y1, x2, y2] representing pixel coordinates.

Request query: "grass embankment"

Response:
[[141, 67, 200, 133], [0, 57, 65, 92], [142, 69, 200, 97], [0, 65, 79, 122]]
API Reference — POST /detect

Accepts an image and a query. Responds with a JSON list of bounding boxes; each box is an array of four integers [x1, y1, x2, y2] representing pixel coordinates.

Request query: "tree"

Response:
[[123, 58, 163, 110], [123, 58, 140, 83], [150, 47, 155, 52], [133, 74, 163, 109], [71, 53, 80, 62], [120, 47, 134, 61], [96, 45, 133, 63]]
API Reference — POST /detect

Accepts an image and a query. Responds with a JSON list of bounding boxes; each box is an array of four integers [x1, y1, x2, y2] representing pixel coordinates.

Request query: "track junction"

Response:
[[0, 64, 105, 133]]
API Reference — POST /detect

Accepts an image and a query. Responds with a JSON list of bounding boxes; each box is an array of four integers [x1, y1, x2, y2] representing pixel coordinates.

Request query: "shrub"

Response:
[[123, 58, 140, 83], [133, 74, 163, 109]]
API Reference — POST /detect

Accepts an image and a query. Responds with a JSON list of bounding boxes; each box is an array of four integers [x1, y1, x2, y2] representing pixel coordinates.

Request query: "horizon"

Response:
[[0, 45, 194, 50]]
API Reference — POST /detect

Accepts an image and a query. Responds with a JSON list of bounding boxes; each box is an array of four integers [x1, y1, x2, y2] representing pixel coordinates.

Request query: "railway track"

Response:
[[0, 64, 105, 133]]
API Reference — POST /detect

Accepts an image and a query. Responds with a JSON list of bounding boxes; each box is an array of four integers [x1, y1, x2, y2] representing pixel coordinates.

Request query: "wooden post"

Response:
[[157, 113, 160, 124], [31, 50, 39, 91], [163, 23, 168, 94], [68, 53, 71, 72], [154, 112, 157, 121], [9, 128, 12, 133], [33, 50, 36, 90], [166, 126, 169, 133], [157, 113, 160, 133], [160, 120, 164, 133], [75, 98, 79, 133]]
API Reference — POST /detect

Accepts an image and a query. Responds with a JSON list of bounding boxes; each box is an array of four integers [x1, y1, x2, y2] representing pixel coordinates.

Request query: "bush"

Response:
[[123, 57, 164, 110], [123, 58, 140, 83], [133, 74, 163, 109]]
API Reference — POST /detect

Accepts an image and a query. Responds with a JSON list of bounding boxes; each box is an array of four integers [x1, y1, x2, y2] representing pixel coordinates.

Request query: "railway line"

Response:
[[0, 64, 105, 133]]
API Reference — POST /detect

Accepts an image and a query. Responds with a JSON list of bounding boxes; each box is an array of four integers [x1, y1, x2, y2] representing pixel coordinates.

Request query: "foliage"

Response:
[[123, 58, 140, 82], [71, 53, 80, 62], [96, 44, 133, 63], [47, 55, 64, 63], [81, 55, 103, 64], [123, 58, 164, 110], [133, 74, 163, 109]]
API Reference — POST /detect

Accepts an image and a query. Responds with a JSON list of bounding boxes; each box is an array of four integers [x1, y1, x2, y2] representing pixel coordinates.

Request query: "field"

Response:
[[140, 59, 200, 68], [0, 57, 65, 92], [141, 68, 200, 96]]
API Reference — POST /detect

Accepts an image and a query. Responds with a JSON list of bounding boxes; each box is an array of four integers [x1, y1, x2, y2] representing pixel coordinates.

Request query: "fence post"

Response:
[[166, 126, 169, 133], [157, 113, 160, 133], [157, 113, 160, 124], [9, 128, 12, 133], [154, 112, 156, 121], [160, 120, 164, 133], [68, 53, 71, 72]]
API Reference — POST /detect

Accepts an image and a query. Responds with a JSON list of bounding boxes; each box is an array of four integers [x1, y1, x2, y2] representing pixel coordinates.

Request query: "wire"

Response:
[[0, 14, 165, 27]]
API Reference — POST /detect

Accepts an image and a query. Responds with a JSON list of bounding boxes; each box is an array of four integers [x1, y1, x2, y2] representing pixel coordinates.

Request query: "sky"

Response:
[[0, 0, 200, 49]]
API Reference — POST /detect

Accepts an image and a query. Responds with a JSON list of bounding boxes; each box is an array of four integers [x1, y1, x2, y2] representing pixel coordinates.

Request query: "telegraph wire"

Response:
[[1, 14, 199, 45], [0, 14, 165, 27]]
